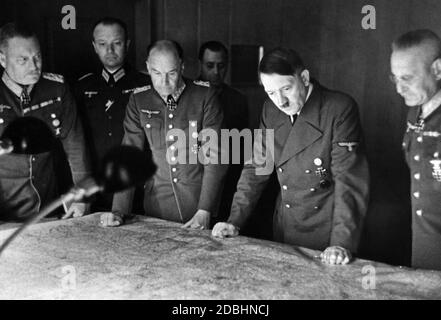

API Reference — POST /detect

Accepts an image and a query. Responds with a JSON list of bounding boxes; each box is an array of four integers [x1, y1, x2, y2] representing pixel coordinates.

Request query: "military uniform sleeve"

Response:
[[112, 93, 146, 216], [59, 83, 91, 184], [197, 90, 228, 214], [329, 97, 370, 253], [227, 103, 274, 228]]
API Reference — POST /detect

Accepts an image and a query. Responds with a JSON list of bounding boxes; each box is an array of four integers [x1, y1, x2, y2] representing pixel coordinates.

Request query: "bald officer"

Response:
[[101, 40, 225, 229], [390, 29, 441, 270], [76, 17, 150, 211], [212, 47, 369, 265], [0, 22, 90, 221]]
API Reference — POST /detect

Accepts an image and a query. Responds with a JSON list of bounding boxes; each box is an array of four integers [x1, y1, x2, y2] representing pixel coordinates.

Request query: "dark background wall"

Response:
[[3, 0, 441, 266]]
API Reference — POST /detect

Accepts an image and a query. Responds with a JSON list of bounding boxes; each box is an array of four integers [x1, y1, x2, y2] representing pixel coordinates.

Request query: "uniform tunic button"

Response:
[[285, 204, 291, 208], [170, 145, 176, 150], [168, 124, 173, 129], [108, 132, 112, 136], [172, 168, 177, 172], [32, 157, 36, 161], [416, 209, 423, 216], [169, 135, 174, 140], [50, 113, 56, 119], [171, 156, 176, 162], [278, 168, 283, 173], [414, 173, 420, 180], [192, 132, 198, 139], [0, 118, 3, 124], [146, 124, 151, 129], [402, 142, 406, 147], [314, 206, 320, 210], [282, 185, 288, 190], [191, 122, 196, 127], [169, 114, 174, 119], [417, 136, 423, 143], [305, 170, 311, 174], [52, 119, 60, 127], [414, 155, 420, 161], [173, 178, 178, 183], [310, 188, 316, 192], [413, 192, 420, 199]]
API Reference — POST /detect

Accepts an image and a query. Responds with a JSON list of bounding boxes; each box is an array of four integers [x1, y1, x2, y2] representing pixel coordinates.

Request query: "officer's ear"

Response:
[[92, 40, 98, 54], [0, 52, 5, 69], [125, 39, 131, 52], [430, 58, 441, 81], [300, 69, 310, 87]]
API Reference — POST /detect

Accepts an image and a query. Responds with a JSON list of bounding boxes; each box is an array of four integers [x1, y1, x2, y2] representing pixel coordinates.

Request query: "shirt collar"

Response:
[[101, 67, 126, 83], [421, 89, 441, 119], [1, 71, 35, 97]]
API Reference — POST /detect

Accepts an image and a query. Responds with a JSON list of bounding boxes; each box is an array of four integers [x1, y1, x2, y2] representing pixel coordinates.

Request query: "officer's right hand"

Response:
[[100, 212, 123, 227], [211, 222, 239, 238]]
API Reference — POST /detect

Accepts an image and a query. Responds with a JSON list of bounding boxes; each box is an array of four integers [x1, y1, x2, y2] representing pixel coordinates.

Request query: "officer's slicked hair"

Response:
[[147, 40, 184, 61], [92, 17, 129, 41], [259, 47, 305, 76], [198, 41, 228, 61], [0, 22, 38, 51], [392, 29, 441, 59]]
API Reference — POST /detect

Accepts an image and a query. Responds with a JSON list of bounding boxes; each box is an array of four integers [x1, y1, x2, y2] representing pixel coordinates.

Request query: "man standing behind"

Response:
[[76, 17, 150, 211], [212, 47, 369, 265], [198, 41, 249, 223], [0, 22, 90, 221], [101, 40, 225, 229], [390, 29, 441, 270]]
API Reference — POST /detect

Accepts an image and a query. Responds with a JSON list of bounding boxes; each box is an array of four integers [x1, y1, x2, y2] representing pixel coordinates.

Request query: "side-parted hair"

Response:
[[92, 17, 129, 41], [198, 41, 228, 61], [0, 22, 37, 51], [259, 47, 305, 76], [147, 40, 184, 61], [392, 29, 441, 58]]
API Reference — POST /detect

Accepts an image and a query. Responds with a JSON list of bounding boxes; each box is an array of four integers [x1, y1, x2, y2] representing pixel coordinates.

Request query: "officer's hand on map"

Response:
[[61, 202, 90, 219], [182, 209, 210, 229], [320, 246, 352, 265], [211, 222, 240, 238], [100, 212, 123, 227]]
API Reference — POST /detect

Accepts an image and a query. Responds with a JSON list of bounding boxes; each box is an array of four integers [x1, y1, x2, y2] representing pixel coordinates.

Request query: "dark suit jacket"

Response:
[[112, 79, 227, 223], [228, 82, 369, 252]]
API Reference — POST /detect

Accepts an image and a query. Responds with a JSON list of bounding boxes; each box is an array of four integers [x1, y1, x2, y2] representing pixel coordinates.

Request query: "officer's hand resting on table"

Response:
[[182, 209, 210, 229], [62, 202, 90, 219], [100, 212, 123, 227], [320, 246, 352, 265], [211, 222, 239, 238]]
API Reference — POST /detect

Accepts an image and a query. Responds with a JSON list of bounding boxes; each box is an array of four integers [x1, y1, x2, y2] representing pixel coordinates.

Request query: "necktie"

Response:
[[108, 74, 115, 87], [20, 86, 31, 108], [167, 95, 177, 111]]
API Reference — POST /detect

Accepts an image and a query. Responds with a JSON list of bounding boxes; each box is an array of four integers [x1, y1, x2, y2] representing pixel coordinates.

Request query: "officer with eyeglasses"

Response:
[[390, 29, 441, 270]]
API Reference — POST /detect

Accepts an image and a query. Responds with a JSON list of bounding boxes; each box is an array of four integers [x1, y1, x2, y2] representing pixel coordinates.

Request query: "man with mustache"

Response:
[[76, 17, 150, 211], [212, 47, 370, 265], [0, 22, 90, 221], [390, 29, 441, 270]]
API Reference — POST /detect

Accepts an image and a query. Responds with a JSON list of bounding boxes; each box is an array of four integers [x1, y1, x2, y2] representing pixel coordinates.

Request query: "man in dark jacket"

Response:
[[212, 47, 370, 265], [101, 40, 226, 229], [0, 22, 90, 221], [390, 29, 441, 270]]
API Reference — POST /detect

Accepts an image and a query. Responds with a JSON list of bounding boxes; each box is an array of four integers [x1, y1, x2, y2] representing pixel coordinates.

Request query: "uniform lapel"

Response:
[[277, 85, 323, 167]]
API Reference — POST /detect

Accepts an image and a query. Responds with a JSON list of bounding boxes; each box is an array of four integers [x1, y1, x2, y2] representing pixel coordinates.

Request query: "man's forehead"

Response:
[[93, 24, 125, 40], [261, 73, 296, 90], [203, 49, 226, 63], [6, 36, 40, 53]]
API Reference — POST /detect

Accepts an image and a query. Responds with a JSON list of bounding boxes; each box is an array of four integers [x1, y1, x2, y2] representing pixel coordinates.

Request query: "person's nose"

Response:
[[274, 91, 286, 106], [213, 64, 219, 75], [29, 57, 39, 71], [396, 81, 408, 95], [107, 43, 115, 54], [162, 74, 170, 86]]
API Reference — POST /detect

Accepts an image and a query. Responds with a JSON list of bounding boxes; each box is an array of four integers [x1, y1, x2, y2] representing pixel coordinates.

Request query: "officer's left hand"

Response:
[[182, 209, 211, 229], [62, 202, 90, 219], [320, 246, 352, 265]]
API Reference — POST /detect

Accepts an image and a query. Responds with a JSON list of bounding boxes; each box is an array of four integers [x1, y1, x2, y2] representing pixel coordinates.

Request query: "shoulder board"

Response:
[[78, 73, 94, 81], [42, 72, 64, 83], [134, 85, 151, 94], [193, 80, 210, 87]]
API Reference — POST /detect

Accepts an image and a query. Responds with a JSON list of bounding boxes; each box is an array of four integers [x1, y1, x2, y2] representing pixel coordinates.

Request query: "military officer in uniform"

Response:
[[100, 40, 226, 229], [0, 23, 90, 221], [198, 41, 249, 223], [212, 47, 370, 265], [390, 29, 441, 270], [76, 17, 150, 211]]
